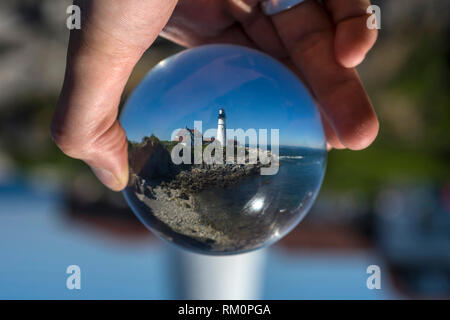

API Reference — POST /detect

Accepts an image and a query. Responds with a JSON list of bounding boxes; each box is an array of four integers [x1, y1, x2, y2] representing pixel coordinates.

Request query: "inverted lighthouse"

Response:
[[217, 108, 226, 146]]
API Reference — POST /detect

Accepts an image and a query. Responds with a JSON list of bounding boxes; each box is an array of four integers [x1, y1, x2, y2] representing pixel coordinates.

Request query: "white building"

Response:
[[217, 108, 226, 146]]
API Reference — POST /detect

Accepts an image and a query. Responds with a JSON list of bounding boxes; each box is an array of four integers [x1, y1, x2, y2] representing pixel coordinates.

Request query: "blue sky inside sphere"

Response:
[[120, 44, 325, 149]]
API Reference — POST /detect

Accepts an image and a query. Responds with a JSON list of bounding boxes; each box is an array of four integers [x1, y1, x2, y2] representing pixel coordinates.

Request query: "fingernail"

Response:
[[90, 167, 124, 191]]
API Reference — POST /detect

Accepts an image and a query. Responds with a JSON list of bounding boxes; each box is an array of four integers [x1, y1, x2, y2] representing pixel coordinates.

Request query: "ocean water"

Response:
[[271, 146, 327, 210], [198, 146, 326, 210]]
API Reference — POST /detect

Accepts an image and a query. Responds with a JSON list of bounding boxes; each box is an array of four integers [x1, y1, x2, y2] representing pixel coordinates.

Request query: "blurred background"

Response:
[[0, 0, 449, 299]]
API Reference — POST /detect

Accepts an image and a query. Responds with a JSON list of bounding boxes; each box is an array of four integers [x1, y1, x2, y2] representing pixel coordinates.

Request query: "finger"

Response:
[[162, 0, 255, 48], [324, 0, 378, 68], [161, 23, 255, 48], [321, 114, 345, 149], [51, 0, 177, 191], [271, 0, 378, 150], [227, 0, 287, 58], [284, 59, 344, 149]]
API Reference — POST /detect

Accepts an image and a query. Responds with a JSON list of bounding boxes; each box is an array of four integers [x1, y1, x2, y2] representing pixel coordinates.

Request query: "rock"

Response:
[[129, 135, 174, 181], [144, 185, 155, 199], [130, 137, 273, 198]]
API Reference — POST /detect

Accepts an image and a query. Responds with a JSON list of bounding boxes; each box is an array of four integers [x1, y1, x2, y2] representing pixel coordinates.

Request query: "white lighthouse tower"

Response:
[[217, 108, 226, 146]]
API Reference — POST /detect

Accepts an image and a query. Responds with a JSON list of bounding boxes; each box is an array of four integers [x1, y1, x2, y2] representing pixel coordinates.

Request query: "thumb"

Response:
[[51, 0, 177, 191]]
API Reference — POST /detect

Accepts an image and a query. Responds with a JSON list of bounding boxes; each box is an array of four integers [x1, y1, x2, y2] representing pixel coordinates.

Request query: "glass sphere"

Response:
[[121, 44, 326, 255]]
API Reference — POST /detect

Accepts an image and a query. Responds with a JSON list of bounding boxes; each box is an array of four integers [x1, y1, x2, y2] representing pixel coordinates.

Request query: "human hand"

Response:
[[163, 0, 379, 150], [267, 0, 379, 150], [51, 0, 178, 191], [51, 0, 378, 192]]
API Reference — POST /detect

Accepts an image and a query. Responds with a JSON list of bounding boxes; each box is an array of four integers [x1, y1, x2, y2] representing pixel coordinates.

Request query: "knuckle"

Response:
[[51, 112, 125, 160], [90, 123, 127, 155], [50, 122, 91, 159]]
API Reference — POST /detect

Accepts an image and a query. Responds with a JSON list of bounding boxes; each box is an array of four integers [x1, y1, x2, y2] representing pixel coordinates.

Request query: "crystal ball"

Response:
[[120, 44, 326, 255]]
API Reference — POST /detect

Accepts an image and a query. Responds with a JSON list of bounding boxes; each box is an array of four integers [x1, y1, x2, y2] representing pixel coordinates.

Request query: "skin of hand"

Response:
[[51, 0, 379, 191]]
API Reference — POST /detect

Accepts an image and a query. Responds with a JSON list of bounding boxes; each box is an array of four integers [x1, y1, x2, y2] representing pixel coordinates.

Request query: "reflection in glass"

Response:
[[120, 45, 326, 255]]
